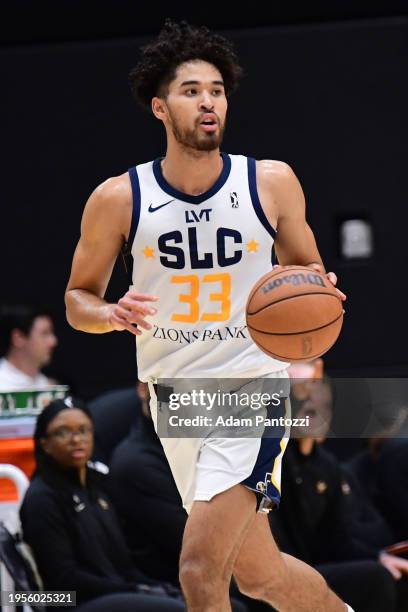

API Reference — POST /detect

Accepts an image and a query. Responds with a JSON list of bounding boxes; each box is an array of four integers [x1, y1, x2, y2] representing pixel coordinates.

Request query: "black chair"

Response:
[[0, 521, 44, 611]]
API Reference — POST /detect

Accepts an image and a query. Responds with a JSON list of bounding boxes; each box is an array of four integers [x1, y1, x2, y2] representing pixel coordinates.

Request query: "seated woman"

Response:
[[20, 396, 185, 611]]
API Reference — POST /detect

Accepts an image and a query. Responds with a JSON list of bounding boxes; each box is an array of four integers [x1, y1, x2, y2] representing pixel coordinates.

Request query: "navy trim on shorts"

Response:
[[152, 152, 232, 205], [242, 398, 287, 511], [242, 437, 282, 511], [127, 166, 141, 246], [247, 157, 277, 240]]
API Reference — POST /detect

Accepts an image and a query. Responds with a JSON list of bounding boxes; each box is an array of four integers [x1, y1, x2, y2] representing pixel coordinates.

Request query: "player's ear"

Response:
[[151, 97, 167, 121]]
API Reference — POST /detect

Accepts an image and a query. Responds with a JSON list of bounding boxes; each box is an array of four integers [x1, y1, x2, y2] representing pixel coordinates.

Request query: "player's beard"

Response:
[[168, 111, 225, 152]]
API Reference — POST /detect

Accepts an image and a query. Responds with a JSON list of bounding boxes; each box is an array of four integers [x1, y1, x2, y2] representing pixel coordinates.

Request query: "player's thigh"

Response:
[[180, 483, 257, 574]]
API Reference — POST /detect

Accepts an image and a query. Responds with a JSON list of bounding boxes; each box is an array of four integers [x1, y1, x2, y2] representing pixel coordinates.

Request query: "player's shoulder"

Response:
[[256, 159, 297, 186], [255, 160, 303, 204], [84, 172, 132, 218], [92, 172, 132, 206], [80, 172, 132, 237]]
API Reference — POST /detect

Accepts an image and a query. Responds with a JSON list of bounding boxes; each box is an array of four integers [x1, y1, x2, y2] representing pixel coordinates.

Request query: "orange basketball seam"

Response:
[[247, 311, 344, 336], [247, 291, 342, 316]]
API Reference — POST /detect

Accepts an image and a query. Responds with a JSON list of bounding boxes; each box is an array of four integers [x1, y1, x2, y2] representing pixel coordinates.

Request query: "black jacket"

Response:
[[269, 440, 393, 565], [107, 415, 187, 584], [349, 439, 408, 541], [20, 460, 149, 606]]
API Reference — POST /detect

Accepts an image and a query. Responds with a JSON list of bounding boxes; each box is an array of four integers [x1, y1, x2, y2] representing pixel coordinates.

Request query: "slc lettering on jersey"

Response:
[[158, 208, 243, 269]]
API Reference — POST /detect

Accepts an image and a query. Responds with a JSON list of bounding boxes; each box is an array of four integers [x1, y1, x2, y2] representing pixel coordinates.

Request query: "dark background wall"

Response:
[[1, 3, 407, 396]]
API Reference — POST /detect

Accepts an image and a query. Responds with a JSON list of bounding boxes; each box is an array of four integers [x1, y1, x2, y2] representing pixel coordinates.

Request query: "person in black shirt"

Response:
[[20, 397, 185, 611], [269, 373, 408, 612], [349, 434, 408, 543], [107, 383, 186, 584]]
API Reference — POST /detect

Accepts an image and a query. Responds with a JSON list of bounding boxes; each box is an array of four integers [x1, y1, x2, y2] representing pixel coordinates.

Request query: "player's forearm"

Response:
[[65, 289, 114, 333]]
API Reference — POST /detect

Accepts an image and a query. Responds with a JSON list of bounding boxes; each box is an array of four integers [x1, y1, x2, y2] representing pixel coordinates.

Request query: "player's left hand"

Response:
[[308, 263, 347, 301]]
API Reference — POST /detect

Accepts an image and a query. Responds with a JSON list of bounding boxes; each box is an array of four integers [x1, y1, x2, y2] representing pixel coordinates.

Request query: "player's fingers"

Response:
[[395, 559, 408, 574], [327, 271, 337, 285], [310, 263, 323, 273], [114, 305, 152, 330], [128, 314, 152, 330], [121, 321, 142, 336], [113, 305, 136, 320], [380, 554, 403, 580], [389, 566, 402, 580], [126, 292, 159, 302], [118, 298, 157, 316], [110, 313, 141, 336], [326, 271, 346, 300]]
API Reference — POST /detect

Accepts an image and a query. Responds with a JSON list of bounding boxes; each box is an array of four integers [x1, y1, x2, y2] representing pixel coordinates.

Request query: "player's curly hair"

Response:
[[129, 19, 243, 112]]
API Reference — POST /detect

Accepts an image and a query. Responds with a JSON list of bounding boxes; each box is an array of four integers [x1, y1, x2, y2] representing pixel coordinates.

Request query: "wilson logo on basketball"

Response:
[[261, 273, 326, 295]]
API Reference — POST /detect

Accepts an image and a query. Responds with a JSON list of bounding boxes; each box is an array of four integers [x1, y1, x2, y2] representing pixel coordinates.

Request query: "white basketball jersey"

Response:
[[128, 153, 289, 381]]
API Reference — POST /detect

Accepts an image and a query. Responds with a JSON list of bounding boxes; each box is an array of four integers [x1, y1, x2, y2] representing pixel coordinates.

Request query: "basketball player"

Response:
[[65, 20, 352, 612]]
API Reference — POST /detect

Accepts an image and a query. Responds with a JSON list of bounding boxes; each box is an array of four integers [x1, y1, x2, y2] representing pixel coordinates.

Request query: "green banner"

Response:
[[0, 386, 69, 418]]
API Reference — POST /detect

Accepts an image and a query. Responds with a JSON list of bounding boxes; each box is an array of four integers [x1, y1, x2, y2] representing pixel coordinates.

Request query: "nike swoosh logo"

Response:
[[148, 199, 175, 212]]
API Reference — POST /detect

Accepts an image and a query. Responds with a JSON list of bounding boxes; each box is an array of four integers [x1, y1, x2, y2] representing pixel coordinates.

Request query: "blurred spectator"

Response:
[[20, 397, 186, 611], [269, 438, 398, 611], [0, 304, 58, 390], [107, 382, 185, 584], [347, 382, 408, 542], [269, 370, 408, 611], [349, 437, 408, 542], [88, 386, 141, 465]]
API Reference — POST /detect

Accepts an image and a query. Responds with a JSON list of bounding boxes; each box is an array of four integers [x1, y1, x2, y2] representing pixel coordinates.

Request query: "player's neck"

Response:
[[161, 145, 223, 196], [6, 350, 40, 379]]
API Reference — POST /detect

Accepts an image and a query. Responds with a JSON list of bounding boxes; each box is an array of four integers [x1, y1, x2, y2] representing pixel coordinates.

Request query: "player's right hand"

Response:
[[108, 291, 159, 336]]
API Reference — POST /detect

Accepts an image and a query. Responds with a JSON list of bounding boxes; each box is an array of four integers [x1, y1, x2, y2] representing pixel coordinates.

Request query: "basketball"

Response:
[[246, 266, 344, 362]]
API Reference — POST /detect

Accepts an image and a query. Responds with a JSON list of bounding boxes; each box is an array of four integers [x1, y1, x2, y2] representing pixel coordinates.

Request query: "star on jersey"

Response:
[[246, 239, 259, 253], [143, 246, 155, 258]]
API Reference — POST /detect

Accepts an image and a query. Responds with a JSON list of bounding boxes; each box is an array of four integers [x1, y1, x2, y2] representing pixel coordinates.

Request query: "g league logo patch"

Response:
[[230, 192, 239, 208]]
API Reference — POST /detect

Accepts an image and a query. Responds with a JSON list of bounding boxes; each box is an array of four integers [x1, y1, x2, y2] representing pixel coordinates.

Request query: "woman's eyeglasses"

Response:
[[46, 425, 93, 441]]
